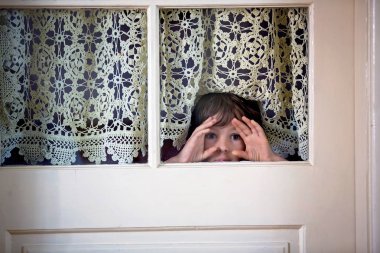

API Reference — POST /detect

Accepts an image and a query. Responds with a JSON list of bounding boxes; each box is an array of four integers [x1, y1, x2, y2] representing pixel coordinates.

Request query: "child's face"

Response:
[[203, 122, 245, 162]]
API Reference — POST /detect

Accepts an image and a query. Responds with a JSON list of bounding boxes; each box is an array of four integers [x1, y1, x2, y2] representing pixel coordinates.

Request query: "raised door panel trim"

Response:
[[22, 242, 289, 253], [7, 226, 304, 253]]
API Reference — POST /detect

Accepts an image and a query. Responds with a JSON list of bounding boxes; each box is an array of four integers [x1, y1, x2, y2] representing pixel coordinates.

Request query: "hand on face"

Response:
[[166, 115, 285, 163], [167, 115, 245, 163], [231, 116, 285, 161], [170, 116, 221, 163]]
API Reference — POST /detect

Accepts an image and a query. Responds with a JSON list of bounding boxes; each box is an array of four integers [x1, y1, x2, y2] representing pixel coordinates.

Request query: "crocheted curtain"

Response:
[[1, 7, 308, 165], [0, 9, 147, 165], [160, 8, 309, 160]]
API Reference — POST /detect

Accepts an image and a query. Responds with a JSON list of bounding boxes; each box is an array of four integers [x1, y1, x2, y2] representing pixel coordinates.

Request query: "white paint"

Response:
[[355, 0, 371, 252], [23, 243, 289, 253], [0, 0, 312, 7], [147, 5, 161, 168], [9, 226, 301, 253], [0, 0, 372, 252], [371, 0, 380, 252]]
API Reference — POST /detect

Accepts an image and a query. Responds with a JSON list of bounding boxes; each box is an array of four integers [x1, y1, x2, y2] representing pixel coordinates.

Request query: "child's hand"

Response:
[[165, 116, 220, 163], [231, 116, 285, 162]]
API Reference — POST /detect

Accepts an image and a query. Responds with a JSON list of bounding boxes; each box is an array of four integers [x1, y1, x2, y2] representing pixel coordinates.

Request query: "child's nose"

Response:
[[216, 137, 229, 152]]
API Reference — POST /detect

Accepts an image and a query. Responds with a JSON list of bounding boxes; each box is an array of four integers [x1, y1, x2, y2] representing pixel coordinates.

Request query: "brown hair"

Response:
[[188, 92, 262, 136]]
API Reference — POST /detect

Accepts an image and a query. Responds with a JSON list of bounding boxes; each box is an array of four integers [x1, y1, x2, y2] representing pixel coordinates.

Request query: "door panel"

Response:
[[0, 0, 358, 252]]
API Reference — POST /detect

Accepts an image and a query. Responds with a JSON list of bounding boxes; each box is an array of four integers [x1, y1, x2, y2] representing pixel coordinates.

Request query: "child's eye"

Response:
[[205, 133, 217, 140], [231, 134, 241, 141]]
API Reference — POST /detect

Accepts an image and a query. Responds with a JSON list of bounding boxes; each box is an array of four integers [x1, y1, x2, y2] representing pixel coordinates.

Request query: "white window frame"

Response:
[[0, 0, 313, 169]]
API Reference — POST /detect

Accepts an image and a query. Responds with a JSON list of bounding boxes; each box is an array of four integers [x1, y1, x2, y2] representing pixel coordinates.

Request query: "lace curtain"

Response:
[[1, 7, 308, 165], [160, 8, 309, 160], [0, 9, 147, 165]]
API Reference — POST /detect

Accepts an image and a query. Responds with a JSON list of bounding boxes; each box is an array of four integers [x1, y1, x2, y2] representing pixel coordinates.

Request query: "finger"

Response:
[[233, 150, 261, 162], [249, 119, 266, 137], [231, 118, 252, 137], [231, 150, 249, 161], [241, 116, 261, 136], [203, 146, 220, 160], [191, 116, 217, 136], [191, 128, 211, 140], [196, 116, 215, 130]]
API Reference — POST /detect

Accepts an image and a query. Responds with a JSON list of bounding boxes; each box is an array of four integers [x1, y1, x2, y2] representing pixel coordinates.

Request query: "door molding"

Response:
[[369, 0, 380, 252], [355, 0, 377, 252]]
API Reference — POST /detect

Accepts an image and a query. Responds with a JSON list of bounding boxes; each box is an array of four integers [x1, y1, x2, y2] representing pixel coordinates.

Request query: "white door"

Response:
[[0, 0, 366, 252]]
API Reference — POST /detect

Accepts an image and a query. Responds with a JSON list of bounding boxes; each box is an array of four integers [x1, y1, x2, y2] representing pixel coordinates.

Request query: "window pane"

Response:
[[160, 8, 308, 163], [0, 9, 148, 165]]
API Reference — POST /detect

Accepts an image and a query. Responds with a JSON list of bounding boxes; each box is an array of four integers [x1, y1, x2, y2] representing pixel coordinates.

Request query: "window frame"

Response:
[[0, 0, 313, 169]]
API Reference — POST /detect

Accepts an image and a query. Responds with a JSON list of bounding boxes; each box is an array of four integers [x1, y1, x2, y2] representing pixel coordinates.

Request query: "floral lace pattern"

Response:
[[0, 9, 147, 165], [160, 8, 309, 160], [1, 8, 308, 165]]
